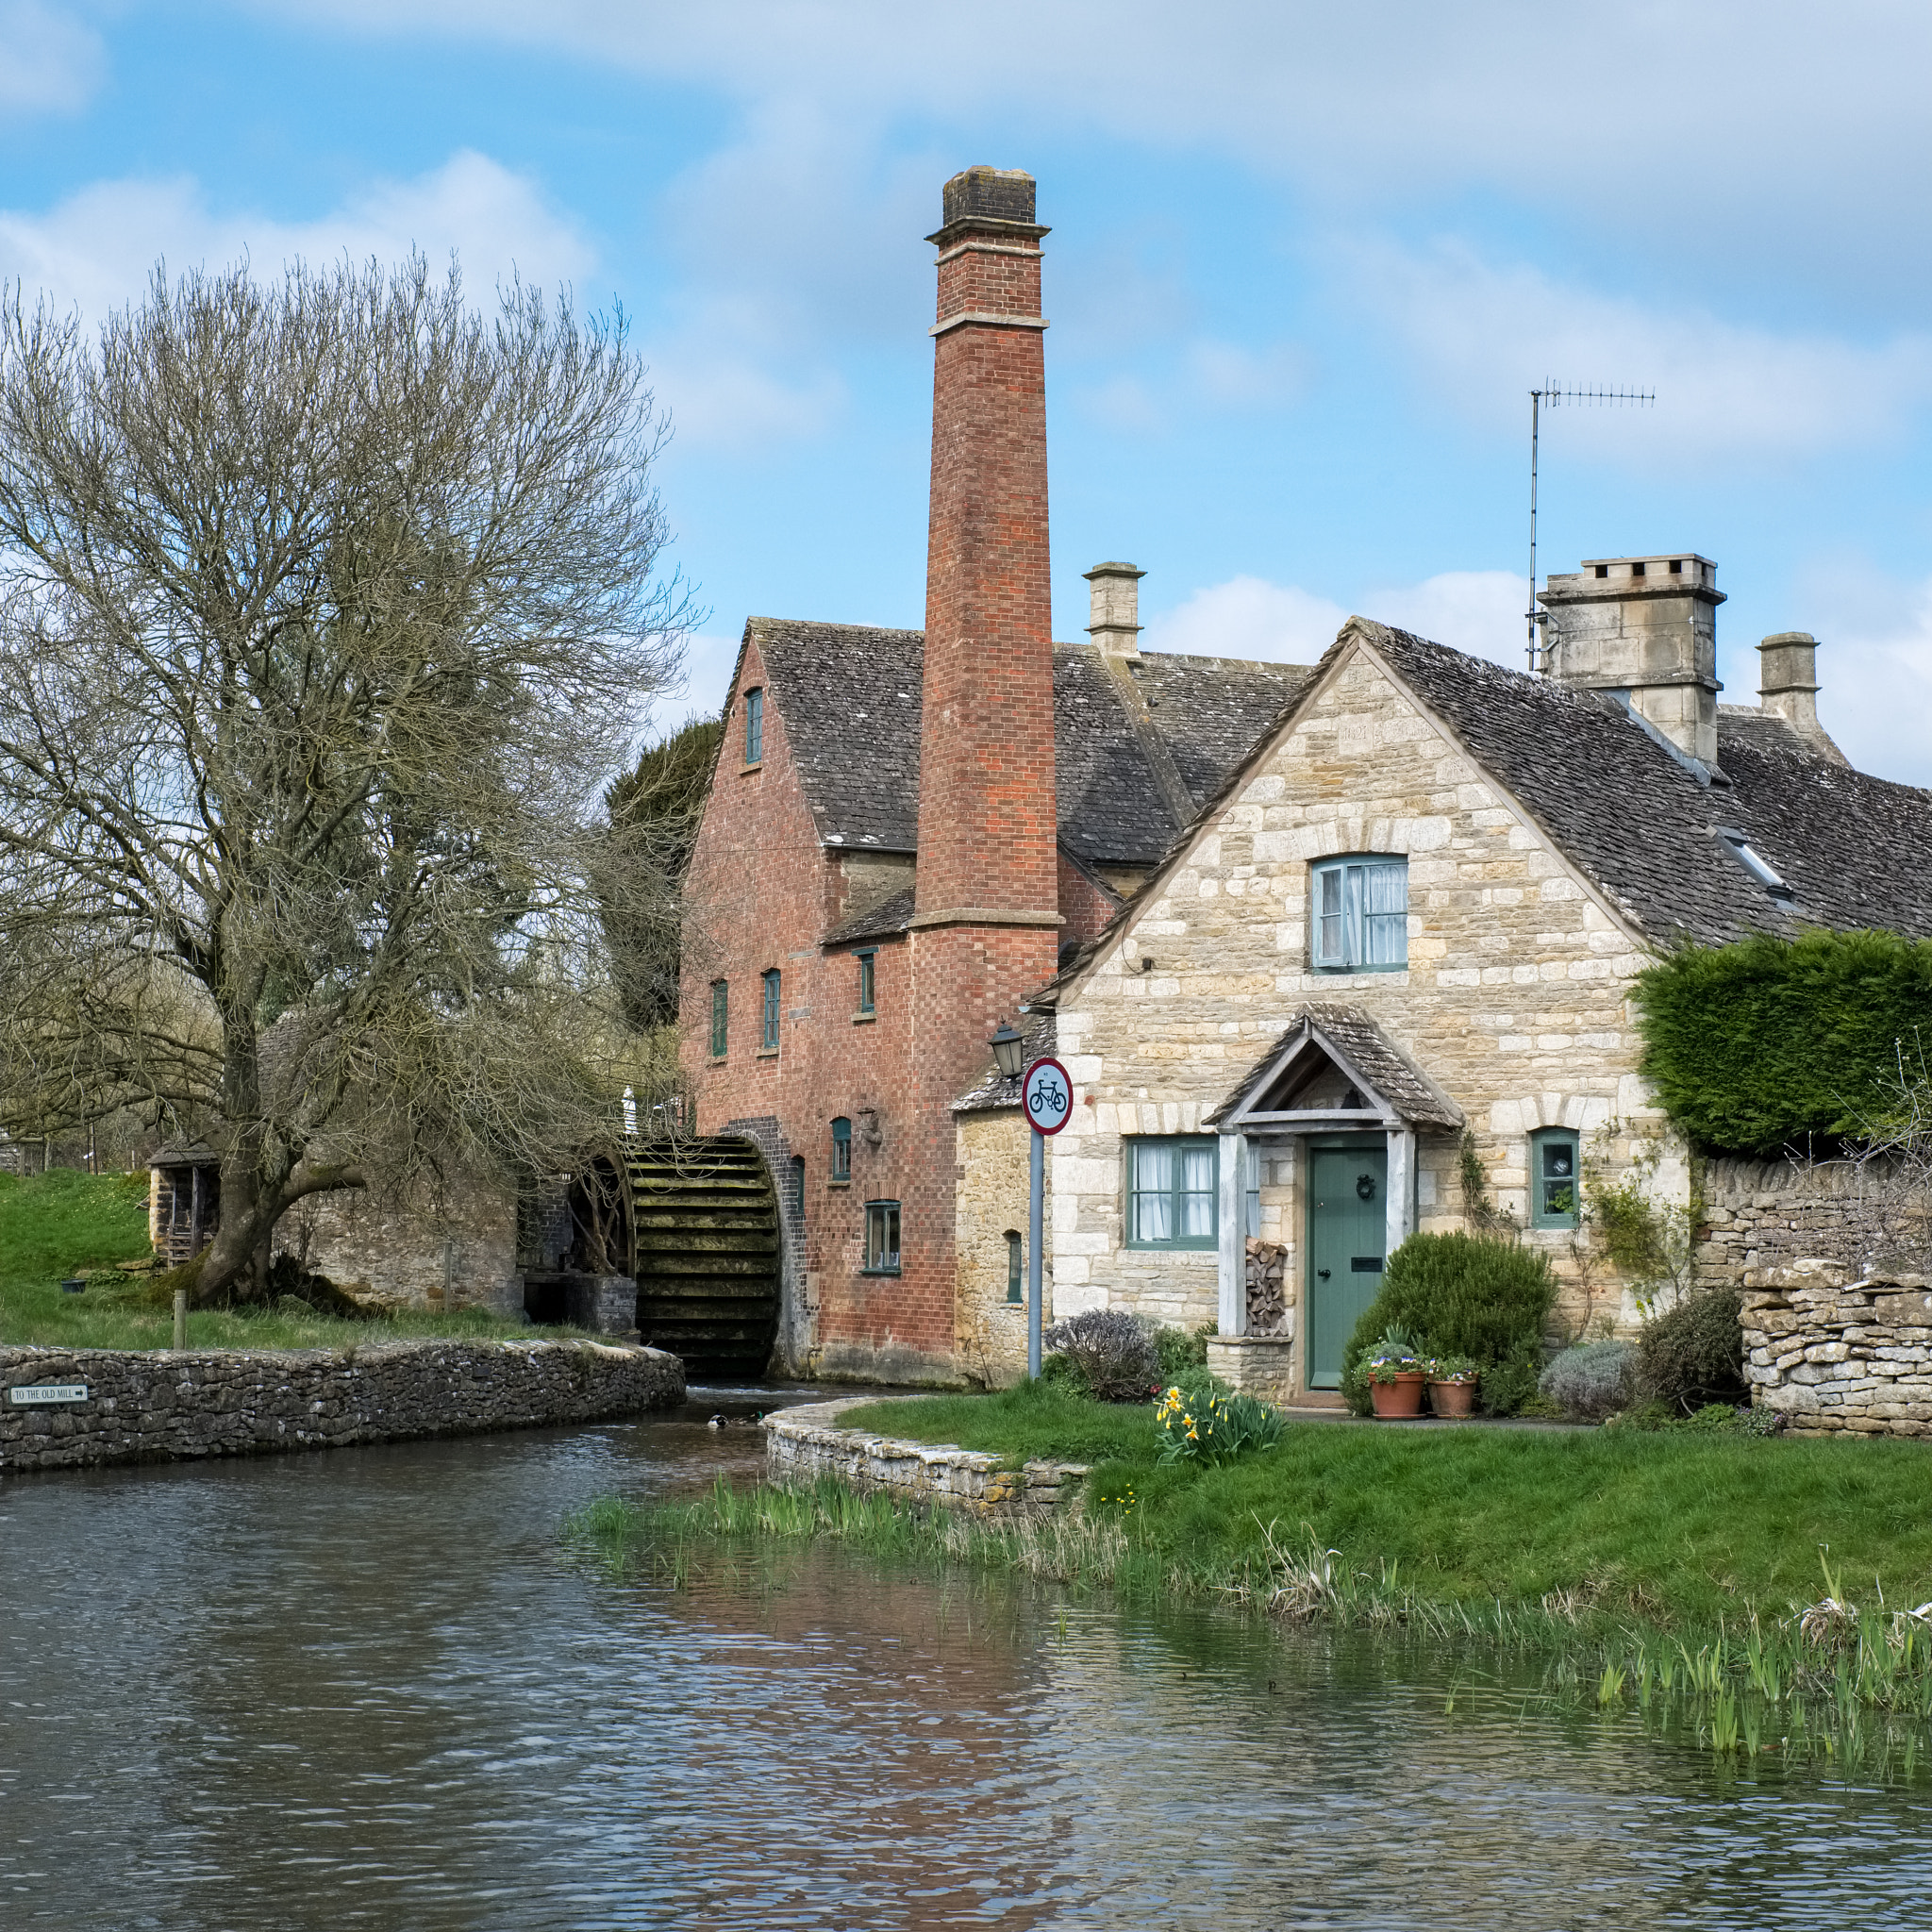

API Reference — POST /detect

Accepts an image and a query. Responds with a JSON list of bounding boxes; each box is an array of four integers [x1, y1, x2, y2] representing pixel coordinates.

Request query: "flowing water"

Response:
[[3, 1391, 1929, 1930]]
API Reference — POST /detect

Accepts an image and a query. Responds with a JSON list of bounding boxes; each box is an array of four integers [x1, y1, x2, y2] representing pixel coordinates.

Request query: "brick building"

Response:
[[681, 165, 1932, 1391]]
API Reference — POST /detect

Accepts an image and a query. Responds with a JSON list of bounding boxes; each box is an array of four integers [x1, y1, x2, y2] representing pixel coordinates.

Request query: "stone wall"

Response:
[[1741, 1263, 1932, 1437], [953, 1107, 1048, 1384], [1047, 637, 1678, 1354], [1, 1338, 683, 1474], [279, 1179, 522, 1315], [1697, 1157, 1900, 1289], [764, 1398, 1088, 1516]]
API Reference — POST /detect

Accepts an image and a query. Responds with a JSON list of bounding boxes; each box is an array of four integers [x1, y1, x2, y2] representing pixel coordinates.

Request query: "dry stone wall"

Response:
[[1697, 1158, 1906, 1290], [1742, 1263, 1932, 1437], [1, 1338, 683, 1473]]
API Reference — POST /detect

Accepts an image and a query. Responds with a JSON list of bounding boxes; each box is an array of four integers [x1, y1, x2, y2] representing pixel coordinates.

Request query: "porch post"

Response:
[[1385, 1126, 1415, 1261], [1218, 1131, 1245, 1335]]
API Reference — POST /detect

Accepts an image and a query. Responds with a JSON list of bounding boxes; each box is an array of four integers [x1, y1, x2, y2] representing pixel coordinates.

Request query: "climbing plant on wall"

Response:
[[1630, 929, 1932, 1157]]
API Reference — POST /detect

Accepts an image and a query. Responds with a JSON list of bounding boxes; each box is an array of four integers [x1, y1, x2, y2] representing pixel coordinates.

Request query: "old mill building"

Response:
[[676, 165, 1932, 1394]]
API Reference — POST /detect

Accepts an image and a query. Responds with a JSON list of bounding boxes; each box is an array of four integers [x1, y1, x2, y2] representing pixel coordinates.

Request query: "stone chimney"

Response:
[[913, 165, 1058, 928], [1539, 553, 1724, 768], [1757, 631, 1849, 765], [1085, 561, 1144, 656]]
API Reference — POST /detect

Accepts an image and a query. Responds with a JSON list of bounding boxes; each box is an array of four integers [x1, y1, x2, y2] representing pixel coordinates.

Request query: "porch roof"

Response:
[[1204, 1005, 1464, 1134]]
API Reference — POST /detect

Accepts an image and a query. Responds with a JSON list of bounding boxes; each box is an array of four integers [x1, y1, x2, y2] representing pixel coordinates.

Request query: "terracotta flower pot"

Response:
[[1428, 1377, 1476, 1418], [1370, 1373, 1426, 1419]]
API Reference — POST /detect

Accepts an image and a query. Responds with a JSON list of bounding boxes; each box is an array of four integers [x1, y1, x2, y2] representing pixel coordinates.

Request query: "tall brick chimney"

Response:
[[913, 167, 1058, 928]]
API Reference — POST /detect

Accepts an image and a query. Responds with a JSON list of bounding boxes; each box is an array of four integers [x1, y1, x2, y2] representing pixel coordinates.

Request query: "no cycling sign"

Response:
[[1022, 1057, 1074, 1136]]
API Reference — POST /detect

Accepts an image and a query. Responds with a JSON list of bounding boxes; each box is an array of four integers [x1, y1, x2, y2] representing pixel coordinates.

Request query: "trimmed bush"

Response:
[[1041, 1308, 1159, 1403], [1631, 929, 1932, 1156], [1541, 1340, 1639, 1421], [1636, 1288, 1745, 1414], [1341, 1233, 1557, 1417]]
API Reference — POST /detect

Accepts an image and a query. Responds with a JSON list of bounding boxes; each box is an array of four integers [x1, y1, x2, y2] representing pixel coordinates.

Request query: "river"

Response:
[[3, 1389, 1928, 1929]]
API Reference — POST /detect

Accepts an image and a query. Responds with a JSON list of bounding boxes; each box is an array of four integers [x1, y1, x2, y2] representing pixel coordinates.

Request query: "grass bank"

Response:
[[0, 1169, 576, 1351]]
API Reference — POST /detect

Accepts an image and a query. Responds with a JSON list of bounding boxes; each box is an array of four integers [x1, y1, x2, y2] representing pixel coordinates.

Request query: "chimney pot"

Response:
[[1084, 560, 1144, 656], [941, 166, 1037, 231]]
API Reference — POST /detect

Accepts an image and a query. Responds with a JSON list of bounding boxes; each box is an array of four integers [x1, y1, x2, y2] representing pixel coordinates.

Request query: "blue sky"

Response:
[[5, 1, 1930, 781]]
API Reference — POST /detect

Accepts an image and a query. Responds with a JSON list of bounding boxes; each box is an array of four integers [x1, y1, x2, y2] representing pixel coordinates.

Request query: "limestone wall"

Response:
[[291, 1182, 521, 1315], [953, 1108, 1048, 1383], [1, 1338, 683, 1474], [1741, 1264, 1932, 1437], [1048, 640, 1675, 1348], [764, 1398, 1087, 1515], [1697, 1157, 1904, 1289]]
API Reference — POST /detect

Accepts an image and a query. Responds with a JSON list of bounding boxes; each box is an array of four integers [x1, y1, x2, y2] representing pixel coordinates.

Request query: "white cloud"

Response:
[[1142, 567, 1526, 669], [0, 0, 101, 114], [1785, 568, 1932, 789], [0, 150, 594, 322], [1342, 237, 1932, 466]]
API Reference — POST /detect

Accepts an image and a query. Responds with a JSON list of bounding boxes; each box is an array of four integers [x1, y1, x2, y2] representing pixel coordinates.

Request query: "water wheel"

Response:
[[627, 1137, 781, 1378]]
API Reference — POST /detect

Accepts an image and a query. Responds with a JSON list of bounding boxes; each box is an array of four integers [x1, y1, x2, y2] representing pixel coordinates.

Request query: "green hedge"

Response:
[[1631, 929, 1932, 1157]]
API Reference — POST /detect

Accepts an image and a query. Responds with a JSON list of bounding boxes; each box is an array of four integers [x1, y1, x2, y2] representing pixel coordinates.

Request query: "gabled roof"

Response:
[[1205, 1006, 1465, 1133], [745, 617, 1310, 869]]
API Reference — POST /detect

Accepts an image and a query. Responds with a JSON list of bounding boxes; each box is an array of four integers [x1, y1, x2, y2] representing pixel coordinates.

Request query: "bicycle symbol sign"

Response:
[[1022, 1057, 1074, 1136]]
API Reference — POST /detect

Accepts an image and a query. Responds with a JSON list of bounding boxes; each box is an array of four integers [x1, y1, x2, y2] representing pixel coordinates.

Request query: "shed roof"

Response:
[[1205, 1006, 1465, 1132]]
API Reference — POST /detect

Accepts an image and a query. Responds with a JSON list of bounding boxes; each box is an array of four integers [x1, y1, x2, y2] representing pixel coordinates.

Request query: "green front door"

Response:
[[1306, 1140, 1389, 1389]]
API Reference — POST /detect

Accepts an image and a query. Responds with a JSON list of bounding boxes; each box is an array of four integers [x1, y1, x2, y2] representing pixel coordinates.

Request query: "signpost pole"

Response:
[[1027, 1124, 1044, 1380]]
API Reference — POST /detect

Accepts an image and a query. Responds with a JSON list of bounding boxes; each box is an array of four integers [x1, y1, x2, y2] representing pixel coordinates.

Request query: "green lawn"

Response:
[[0, 1168, 570, 1351], [835, 1382, 1932, 1628]]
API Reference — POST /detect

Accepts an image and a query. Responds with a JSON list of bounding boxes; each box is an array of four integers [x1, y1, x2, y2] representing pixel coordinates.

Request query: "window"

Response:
[[864, 1200, 901, 1274], [830, 1117, 851, 1183], [789, 1156, 805, 1219], [1006, 1230, 1024, 1304], [1530, 1128, 1581, 1228], [709, 980, 727, 1058], [760, 969, 780, 1050], [856, 949, 875, 1016], [744, 687, 764, 764], [1125, 1137, 1218, 1249], [1312, 857, 1408, 972]]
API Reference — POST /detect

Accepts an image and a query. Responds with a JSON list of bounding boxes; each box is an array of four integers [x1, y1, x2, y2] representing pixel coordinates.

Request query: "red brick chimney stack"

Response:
[[914, 166, 1058, 926]]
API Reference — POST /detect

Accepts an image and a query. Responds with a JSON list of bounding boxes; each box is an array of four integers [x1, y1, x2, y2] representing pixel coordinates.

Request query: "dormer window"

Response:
[[1718, 828, 1794, 903]]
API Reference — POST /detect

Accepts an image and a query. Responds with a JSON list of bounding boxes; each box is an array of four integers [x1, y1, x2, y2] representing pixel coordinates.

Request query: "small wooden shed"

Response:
[[149, 1142, 222, 1266]]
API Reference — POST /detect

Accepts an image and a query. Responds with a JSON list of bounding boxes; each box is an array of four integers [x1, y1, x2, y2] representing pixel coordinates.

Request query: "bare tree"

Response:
[[0, 255, 691, 1300]]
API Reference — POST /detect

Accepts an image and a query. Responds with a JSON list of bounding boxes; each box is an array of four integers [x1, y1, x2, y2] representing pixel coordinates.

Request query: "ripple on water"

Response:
[[2, 1405, 1929, 1929]]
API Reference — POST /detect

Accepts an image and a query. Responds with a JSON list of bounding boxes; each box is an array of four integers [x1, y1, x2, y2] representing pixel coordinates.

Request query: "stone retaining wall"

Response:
[[1697, 1158, 1885, 1289], [764, 1398, 1088, 1515], [1, 1338, 684, 1474], [1742, 1262, 1932, 1438]]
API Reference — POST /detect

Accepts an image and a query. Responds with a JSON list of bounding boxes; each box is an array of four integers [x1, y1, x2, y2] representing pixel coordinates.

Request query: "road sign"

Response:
[[1022, 1057, 1074, 1136], [9, 1384, 88, 1406]]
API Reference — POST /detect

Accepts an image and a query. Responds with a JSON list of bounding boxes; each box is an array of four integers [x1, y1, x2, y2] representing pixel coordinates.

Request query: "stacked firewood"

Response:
[[1245, 1238, 1289, 1336]]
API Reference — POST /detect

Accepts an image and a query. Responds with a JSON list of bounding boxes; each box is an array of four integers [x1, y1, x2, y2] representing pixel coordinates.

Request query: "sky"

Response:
[[4, 1, 1930, 782]]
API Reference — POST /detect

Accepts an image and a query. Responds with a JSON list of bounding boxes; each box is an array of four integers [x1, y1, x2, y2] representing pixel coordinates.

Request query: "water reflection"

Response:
[[2, 1395, 1928, 1929]]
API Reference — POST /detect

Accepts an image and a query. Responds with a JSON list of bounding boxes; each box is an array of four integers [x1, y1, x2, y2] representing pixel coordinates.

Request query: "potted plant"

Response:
[[1425, 1353, 1480, 1418], [1360, 1330, 1428, 1418]]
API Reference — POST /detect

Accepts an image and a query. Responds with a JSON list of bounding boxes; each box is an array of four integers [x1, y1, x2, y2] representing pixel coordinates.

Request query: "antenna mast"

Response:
[[1526, 383, 1654, 671]]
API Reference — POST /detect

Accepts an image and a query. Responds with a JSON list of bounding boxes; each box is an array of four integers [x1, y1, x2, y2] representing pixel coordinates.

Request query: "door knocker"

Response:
[[1356, 1173, 1377, 1201]]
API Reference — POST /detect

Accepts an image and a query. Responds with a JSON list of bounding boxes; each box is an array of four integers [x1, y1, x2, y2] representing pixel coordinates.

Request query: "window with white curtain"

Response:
[[1312, 857, 1408, 972], [1125, 1138, 1219, 1250]]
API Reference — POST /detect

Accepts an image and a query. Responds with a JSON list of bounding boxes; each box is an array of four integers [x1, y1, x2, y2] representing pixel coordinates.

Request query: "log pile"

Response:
[[1245, 1238, 1289, 1336]]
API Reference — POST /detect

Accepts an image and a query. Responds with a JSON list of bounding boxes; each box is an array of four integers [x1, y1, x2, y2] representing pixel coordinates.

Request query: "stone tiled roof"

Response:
[[1205, 1006, 1465, 1131], [1358, 622, 1932, 946], [748, 616, 1309, 869], [953, 1013, 1058, 1113], [824, 887, 914, 947]]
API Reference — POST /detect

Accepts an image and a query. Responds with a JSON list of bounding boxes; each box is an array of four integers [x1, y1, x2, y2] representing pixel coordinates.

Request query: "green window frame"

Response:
[[744, 687, 764, 764], [830, 1117, 851, 1182], [1006, 1229, 1024, 1304], [1531, 1127, 1581, 1227], [1124, 1137, 1218, 1250], [760, 969, 780, 1050], [709, 980, 727, 1058], [863, 1200, 901, 1274], [1312, 856, 1408, 972], [856, 949, 875, 1015]]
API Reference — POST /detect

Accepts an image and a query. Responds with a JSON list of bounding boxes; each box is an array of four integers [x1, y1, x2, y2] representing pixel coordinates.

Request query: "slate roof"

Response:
[[748, 617, 1310, 868], [953, 1013, 1058, 1114], [1204, 1006, 1465, 1132], [824, 887, 915, 947]]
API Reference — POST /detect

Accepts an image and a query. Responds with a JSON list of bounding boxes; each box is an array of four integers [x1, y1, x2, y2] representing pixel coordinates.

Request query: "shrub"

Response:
[[1341, 1233, 1557, 1416], [1041, 1308, 1158, 1403], [1154, 1376, 1284, 1465], [1636, 1287, 1745, 1414], [1540, 1340, 1639, 1421], [1630, 928, 1932, 1156], [1154, 1323, 1213, 1382]]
